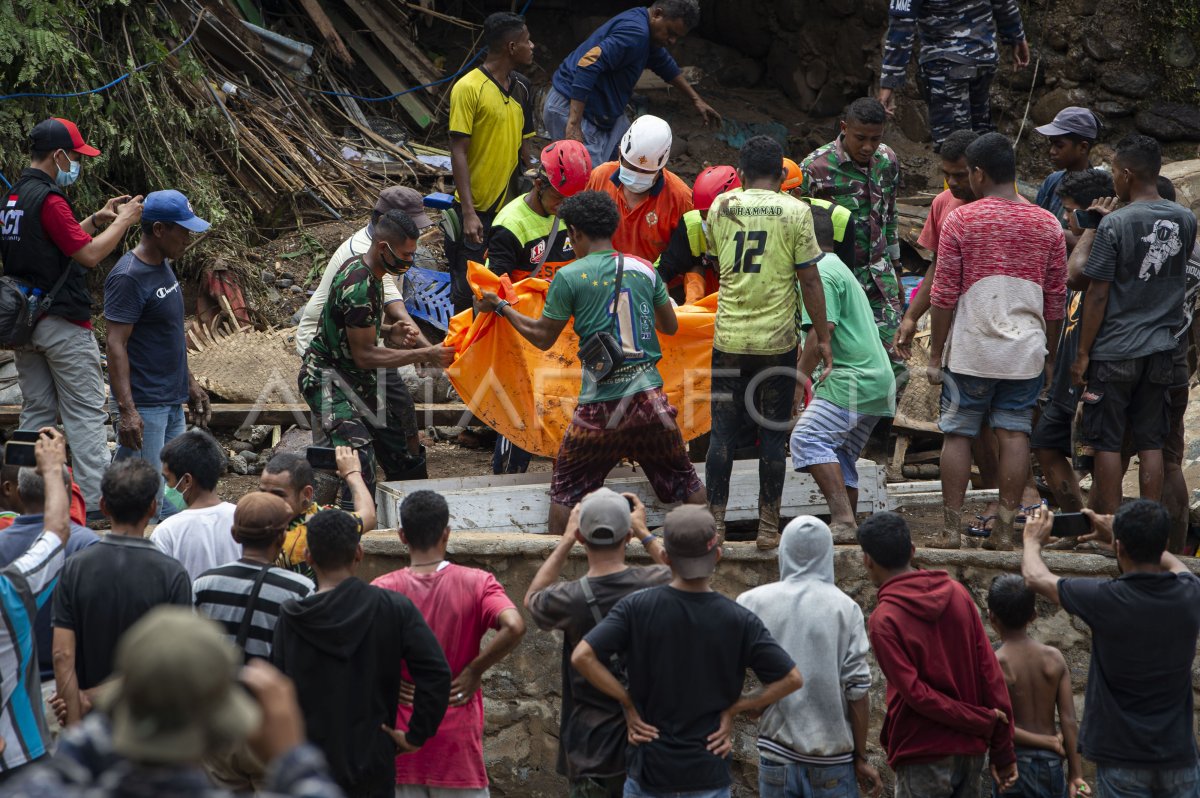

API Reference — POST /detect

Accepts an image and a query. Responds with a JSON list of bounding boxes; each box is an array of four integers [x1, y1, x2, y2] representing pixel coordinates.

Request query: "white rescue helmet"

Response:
[[619, 115, 673, 172]]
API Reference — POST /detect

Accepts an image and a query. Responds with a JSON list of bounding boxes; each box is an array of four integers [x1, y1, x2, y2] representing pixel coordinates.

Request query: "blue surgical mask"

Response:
[[54, 151, 80, 188], [163, 475, 188, 512], [618, 165, 657, 194]]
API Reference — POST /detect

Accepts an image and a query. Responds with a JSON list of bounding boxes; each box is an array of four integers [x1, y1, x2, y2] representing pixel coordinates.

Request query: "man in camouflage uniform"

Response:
[[299, 210, 453, 501], [801, 98, 905, 375], [878, 0, 1029, 144]]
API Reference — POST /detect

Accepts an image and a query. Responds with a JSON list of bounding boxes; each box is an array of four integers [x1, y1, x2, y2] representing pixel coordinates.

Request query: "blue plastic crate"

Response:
[[404, 267, 454, 331]]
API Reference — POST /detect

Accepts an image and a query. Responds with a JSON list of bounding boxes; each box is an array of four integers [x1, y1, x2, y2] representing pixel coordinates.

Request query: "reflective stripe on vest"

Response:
[[683, 208, 707, 259], [803, 197, 850, 244]]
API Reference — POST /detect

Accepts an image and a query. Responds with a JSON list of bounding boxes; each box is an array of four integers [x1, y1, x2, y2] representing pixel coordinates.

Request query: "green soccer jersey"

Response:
[[542, 249, 670, 405], [802, 253, 896, 417], [707, 188, 823, 356]]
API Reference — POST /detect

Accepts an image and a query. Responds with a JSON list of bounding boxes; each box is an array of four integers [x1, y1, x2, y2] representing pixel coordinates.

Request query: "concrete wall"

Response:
[[359, 531, 1188, 797]]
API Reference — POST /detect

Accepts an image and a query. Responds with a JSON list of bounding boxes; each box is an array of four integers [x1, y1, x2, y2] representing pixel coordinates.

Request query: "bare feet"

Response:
[[930, 506, 962, 549], [829, 521, 858, 545]]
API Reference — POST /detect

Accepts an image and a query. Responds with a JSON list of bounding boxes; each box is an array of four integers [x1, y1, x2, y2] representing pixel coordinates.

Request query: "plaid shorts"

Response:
[[550, 388, 703, 507]]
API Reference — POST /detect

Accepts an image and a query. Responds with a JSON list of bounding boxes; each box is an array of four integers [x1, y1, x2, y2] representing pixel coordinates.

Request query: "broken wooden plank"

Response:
[[344, 0, 441, 92], [375, 459, 889, 531], [327, 9, 434, 130], [298, 0, 355, 65]]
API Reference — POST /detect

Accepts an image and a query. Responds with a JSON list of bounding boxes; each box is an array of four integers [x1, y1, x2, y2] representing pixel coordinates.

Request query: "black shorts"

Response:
[[1030, 400, 1074, 456], [1080, 352, 1173, 453], [1165, 383, 1189, 466]]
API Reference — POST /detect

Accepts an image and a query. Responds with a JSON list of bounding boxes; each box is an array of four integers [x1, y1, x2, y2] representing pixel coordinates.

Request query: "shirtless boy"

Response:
[[987, 574, 1089, 798]]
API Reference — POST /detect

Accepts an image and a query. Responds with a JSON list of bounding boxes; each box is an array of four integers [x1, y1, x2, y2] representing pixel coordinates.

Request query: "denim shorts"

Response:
[[759, 758, 859, 798], [938, 369, 1042, 438], [993, 748, 1064, 798], [1096, 763, 1200, 798]]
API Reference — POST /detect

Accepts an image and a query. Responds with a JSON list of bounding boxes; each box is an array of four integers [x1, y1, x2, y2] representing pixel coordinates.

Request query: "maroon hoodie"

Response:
[[868, 569, 1015, 769]]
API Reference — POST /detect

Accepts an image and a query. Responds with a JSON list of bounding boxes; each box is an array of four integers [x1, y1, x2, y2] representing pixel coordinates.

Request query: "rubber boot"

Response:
[[930, 506, 962, 549], [984, 506, 1017, 551], [392, 445, 429, 482], [756, 500, 782, 551], [711, 505, 727, 544]]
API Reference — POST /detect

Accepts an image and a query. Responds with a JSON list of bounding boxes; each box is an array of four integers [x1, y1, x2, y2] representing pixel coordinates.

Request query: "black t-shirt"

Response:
[[1059, 571, 1200, 768], [1046, 290, 1083, 411], [584, 585, 795, 791], [1171, 249, 1200, 383], [657, 217, 701, 284], [52, 535, 192, 689], [528, 565, 671, 780]]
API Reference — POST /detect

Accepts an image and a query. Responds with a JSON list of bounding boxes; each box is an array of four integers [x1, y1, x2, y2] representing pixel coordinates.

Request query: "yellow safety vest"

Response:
[[802, 197, 851, 244], [683, 209, 708, 258]]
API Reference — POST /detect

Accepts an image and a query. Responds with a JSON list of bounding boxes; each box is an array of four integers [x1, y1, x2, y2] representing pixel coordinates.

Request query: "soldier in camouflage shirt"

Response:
[[801, 98, 904, 374], [299, 210, 453, 500], [877, 0, 1028, 144]]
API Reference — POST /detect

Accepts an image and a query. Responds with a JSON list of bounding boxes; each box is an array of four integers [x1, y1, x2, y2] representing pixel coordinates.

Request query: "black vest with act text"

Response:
[[0, 169, 92, 321]]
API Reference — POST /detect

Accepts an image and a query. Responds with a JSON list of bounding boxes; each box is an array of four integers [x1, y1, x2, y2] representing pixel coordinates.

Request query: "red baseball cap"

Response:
[[29, 117, 100, 157]]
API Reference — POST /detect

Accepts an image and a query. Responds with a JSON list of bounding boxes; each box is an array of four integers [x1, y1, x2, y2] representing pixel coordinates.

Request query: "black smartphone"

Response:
[[306, 446, 338, 471], [4, 441, 37, 467], [626, 495, 636, 511], [9, 429, 41, 443], [1073, 209, 1103, 229], [1051, 512, 1092, 537]]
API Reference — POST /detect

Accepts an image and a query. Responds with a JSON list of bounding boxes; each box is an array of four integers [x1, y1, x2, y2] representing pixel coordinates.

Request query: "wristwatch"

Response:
[[495, 300, 511, 316]]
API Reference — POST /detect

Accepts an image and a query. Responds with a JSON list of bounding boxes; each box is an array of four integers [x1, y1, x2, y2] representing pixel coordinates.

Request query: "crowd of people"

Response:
[[0, 0, 1197, 796]]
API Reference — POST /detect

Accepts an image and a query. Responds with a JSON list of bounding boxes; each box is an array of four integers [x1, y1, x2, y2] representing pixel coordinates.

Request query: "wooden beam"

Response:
[[0, 403, 469, 429], [298, 0, 355, 66], [344, 0, 441, 93], [375, 460, 890, 531], [327, 9, 434, 130]]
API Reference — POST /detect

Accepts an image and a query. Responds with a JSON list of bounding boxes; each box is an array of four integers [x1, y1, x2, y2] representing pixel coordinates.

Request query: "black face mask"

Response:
[[381, 242, 413, 275]]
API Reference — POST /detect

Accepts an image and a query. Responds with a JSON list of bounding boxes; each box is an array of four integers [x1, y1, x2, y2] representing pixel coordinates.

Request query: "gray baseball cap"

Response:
[[1035, 106, 1098, 140], [370, 186, 432, 233], [577, 488, 631, 546]]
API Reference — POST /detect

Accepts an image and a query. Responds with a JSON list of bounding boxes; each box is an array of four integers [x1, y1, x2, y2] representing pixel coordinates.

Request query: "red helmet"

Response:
[[540, 140, 592, 198], [692, 165, 741, 212]]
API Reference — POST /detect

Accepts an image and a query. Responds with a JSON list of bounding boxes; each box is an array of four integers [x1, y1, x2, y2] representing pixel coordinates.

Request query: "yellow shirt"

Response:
[[449, 67, 535, 213], [707, 188, 823, 356]]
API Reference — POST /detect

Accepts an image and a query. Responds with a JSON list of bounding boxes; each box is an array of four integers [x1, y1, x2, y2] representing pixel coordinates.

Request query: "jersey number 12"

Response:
[[732, 231, 767, 273]]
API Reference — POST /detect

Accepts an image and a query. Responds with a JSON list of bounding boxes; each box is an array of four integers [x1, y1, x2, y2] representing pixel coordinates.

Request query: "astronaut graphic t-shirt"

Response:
[[1082, 199, 1198, 361]]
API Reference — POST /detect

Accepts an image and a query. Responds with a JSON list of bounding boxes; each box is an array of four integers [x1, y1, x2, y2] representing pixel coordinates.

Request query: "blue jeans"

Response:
[[1096, 763, 1200, 798], [623, 777, 730, 798], [759, 758, 859, 798], [994, 748, 1064, 798], [113, 404, 185, 521], [542, 86, 631, 170]]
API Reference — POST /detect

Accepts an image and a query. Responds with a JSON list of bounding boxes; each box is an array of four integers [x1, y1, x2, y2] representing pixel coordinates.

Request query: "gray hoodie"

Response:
[[737, 516, 871, 764]]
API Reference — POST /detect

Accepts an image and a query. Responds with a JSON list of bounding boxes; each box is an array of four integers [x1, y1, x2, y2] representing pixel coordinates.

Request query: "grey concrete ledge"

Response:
[[363, 530, 1196, 577]]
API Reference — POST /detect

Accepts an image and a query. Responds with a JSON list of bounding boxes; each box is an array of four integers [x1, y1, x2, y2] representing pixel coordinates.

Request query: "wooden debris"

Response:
[[345, 0, 441, 93], [327, 8, 434, 131], [297, 0, 355, 66]]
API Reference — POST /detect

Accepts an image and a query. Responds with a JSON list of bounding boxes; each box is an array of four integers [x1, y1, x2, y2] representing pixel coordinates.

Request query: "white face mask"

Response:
[[618, 165, 657, 194]]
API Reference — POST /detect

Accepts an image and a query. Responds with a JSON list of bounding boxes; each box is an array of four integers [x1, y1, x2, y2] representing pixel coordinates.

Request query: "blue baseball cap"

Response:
[[142, 190, 210, 232]]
